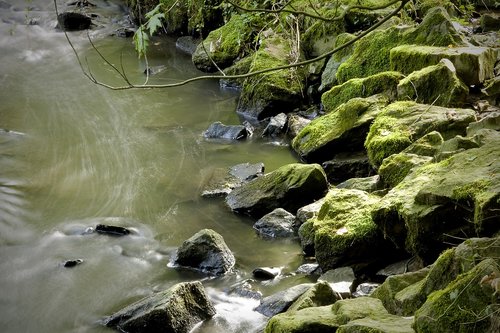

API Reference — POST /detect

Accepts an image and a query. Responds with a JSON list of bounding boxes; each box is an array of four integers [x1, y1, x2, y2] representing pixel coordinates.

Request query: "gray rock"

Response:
[[255, 283, 313, 317], [295, 199, 325, 230], [262, 113, 287, 137], [104, 281, 216, 333], [175, 229, 235, 276], [203, 121, 250, 140], [336, 175, 381, 193], [229, 162, 264, 182], [322, 152, 375, 185], [352, 283, 380, 297], [253, 208, 295, 238], [467, 111, 500, 136], [296, 263, 321, 275], [287, 114, 311, 139], [480, 14, 500, 32], [318, 267, 356, 298], [252, 267, 281, 280]]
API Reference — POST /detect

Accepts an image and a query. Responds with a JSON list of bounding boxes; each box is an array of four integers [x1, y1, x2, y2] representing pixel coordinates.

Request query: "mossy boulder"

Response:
[[265, 297, 400, 333], [336, 7, 467, 83], [336, 314, 415, 333], [396, 59, 468, 107], [298, 188, 397, 272], [414, 258, 500, 333], [287, 281, 340, 312], [401, 131, 444, 157], [364, 101, 475, 168], [292, 95, 389, 163], [225, 163, 328, 218], [322, 71, 404, 113], [236, 35, 306, 120], [337, 175, 381, 193], [192, 14, 253, 72], [390, 45, 498, 86], [371, 137, 500, 262], [378, 153, 433, 188]]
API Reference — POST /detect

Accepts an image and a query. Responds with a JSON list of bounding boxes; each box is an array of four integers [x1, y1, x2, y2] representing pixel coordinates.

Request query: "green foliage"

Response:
[[133, 4, 164, 58]]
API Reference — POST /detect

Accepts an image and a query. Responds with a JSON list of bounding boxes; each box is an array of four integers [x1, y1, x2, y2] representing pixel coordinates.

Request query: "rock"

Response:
[[378, 153, 433, 188], [225, 163, 328, 218], [296, 263, 321, 275], [262, 113, 287, 138], [264, 297, 394, 333], [57, 12, 92, 31], [336, 175, 381, 193], [299, 188, 399, 272], [371, 266, 431, 316], [174, 229, 235, 276], [401, 131, 444, 157], [322, 72, 403, 113], [376, 257, 425, 278], [219, 56, 253, 90], [287, 114, 311, 139], [318, 267, 356, 298], [372, 137, 500, 262], [390, 45, 498, 86], [319, 33, 356, 92], [292, 95, 389, 163], [321, 152, 375, 184], [203, 121, 250, 140], [480, 13, 500, 32], [63, 259, 83, 268], [336, 7, 467, 83], [253, 267, 281, 280], [336, 314, 414, 333], [434, 134, 481, 162], [414, 258, 500, 333], [287, 281, 340, 312], [236, 35, 305, 120], [397, 59, 468, 107], [200, 162, 264, 198], [255, 283, 313, 317], [95, 224, 131, 236], [104, 281, 216, 333], [364, 101, 475, 168], [176, 36, 200, 55], [253, 208, 295, 238], [467, 112, 500, 136], [144, 65, 167, 76], [192, 14, 253, 72], [352, 283, 380, 297], [481, 76, 500, 99]]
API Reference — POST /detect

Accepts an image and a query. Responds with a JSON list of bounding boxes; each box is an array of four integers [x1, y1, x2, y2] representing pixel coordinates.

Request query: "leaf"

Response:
[[146, 12, 165, 35], [145, 4, 162, 19], [133, 26, 149, 59]]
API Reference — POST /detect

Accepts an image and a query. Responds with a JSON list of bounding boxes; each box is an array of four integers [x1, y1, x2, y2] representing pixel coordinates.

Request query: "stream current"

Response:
[[0, 1, 310, 332]]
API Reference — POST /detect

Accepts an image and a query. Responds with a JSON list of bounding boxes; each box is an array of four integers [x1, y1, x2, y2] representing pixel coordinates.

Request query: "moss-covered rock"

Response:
[[378, 153, 433, 188], [434, 134, 481, 161], [322, 71, 404, 113], [364, 101, 475, 168], [337, 175, 381, 193], [192, 14, 254, 72], [396, 59, 468, 107], [287, 281, 340, 312], [390, 45, 498, 86], [292, 95, 389, 163], [414, 258, 500, 333], [401, 131, 444, 157], [236, 35, 306, 120], [225, 163, 328, 218], [336, 7, 467, 83], [299, 188, 397, 272], [371, 137, 500, 262], [337, 314, 415, 333]]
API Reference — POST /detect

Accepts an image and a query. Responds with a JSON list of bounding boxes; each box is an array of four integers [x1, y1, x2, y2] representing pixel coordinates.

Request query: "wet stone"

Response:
[[95, 224, 130, 236], [63, 259, 84, 268], [252, 267, 281, 280]]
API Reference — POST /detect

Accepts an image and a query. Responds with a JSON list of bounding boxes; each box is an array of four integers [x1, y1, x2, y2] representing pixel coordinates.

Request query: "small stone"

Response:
[[63, 259, 84, 268], [252, 267, 281, 280], [352, 283, 380, 297], [95, 224, 130, 236]]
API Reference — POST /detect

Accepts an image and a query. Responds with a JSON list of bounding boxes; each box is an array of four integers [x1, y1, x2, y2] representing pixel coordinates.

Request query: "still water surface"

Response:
[[0, 1, 309, 332]]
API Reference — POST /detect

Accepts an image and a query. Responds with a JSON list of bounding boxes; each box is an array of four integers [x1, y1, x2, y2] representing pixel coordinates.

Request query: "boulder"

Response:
[[396, 59, 468, 106], [322, 72, 403, 113], [203, 121, 250, 140], [200, 162, 264, 198], [225, 163, 328, 218], [467, 112, 500, 136], [296, 263, 321, 275], [295, 199, 325, 231], [319, 33, 356, 92], [236, 35, 306, 120], [219, 56, 253, 90], [287, 281, 340, 312], [352, 283, 380, 298], [174, 229, 235, 276], [480, 13, 500, 32], [321, 152, 375, 184], [253, 208, 295, 238], [364, 101, 475, 168], [390, 45, 498, 86], [401, 131, 444, 157], [337, 175, 381, 193], [287, 114, 311, 139], [318, 267, 356, 298], [292, 95, 389, 163], [255, 283, 313, 317], [378, 153, 433, 188], [414, 258, 500, 333], [253, 267, 281, 280], [57, 12, 92, 31], [299, 188, 399, 272], [336, 315, 414, 333], [372, 137, 500, 261], [192, 14, 253, 72], [434, 134, 481, 162], [336, 7, 467, 83], [104, 281, 216, 333], [262, 113, 288, 138]]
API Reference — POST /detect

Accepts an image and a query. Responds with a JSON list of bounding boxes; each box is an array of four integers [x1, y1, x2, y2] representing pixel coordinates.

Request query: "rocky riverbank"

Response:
[[65, 0, 500, 332]]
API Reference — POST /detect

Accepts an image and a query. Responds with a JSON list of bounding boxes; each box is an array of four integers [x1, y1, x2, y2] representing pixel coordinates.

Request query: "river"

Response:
[[0, 1, 310, 332]]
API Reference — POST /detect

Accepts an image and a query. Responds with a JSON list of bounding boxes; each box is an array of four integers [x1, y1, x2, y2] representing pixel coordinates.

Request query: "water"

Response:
[[0, 1, 310, 332]]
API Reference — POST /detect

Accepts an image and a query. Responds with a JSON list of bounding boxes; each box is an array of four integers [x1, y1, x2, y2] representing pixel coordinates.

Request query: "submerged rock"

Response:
[[226, 163, 328, 218], [174, 229, 235, 276], [57, 12, 92, 31], [203, 121, 250, 140], [95, 224, 131, 236], [104, 281, 216, 333]]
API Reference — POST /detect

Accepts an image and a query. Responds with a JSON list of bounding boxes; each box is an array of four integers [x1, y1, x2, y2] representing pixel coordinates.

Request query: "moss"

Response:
[[264, 305, 340, 333], [322, 71, 404, 113], [402, 131, 444, 156], [378, 153, 433, 188], [287, 281, 339, 312]]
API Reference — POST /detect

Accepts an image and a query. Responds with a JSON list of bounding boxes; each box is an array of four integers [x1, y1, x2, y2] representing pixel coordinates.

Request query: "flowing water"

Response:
[[0, 1, 311, 332]]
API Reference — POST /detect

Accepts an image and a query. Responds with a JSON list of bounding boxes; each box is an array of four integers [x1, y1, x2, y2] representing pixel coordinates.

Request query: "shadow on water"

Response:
[[0, 1, 305, 332]]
